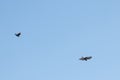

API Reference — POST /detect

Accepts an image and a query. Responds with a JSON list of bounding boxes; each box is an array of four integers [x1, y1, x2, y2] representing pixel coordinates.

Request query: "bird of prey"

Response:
[[15, 32, 21, 37], [79, 56, 92, 61]]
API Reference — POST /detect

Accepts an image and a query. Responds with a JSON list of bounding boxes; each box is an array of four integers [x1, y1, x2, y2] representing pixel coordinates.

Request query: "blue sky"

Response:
[[0, 0, 120, 80]]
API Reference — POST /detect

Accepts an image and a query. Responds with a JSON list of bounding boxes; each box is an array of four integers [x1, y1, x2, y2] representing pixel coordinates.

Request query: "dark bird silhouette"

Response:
[[15, 32, 21, 37], [79, 56, 92, 61]]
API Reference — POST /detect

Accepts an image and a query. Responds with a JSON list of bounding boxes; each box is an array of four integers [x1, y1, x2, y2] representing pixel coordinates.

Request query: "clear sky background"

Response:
[[0, 0, 120, 80]]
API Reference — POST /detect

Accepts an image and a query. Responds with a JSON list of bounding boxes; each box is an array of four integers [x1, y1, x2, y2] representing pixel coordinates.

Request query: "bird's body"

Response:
[[15, 32, 21, 37], [79, 56, 92, 61]]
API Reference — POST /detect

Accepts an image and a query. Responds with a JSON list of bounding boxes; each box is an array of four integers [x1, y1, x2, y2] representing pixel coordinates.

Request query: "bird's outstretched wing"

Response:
[[79, 57, 84, 60], [86, 56, 92, 59]]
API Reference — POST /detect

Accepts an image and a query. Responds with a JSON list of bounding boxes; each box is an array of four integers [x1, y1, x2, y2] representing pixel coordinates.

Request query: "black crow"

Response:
[[79, 56, 92, 61], [15, 32, 21, 37]]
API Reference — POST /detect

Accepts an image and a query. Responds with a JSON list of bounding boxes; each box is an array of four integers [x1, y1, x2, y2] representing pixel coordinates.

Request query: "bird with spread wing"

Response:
[[79, 56, 92, 61], [15, 32, 21, 37]]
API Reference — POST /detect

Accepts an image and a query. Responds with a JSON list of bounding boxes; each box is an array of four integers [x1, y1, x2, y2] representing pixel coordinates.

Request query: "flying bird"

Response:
[[79, 56, 92, 61], [15, 32, 21, 37]]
